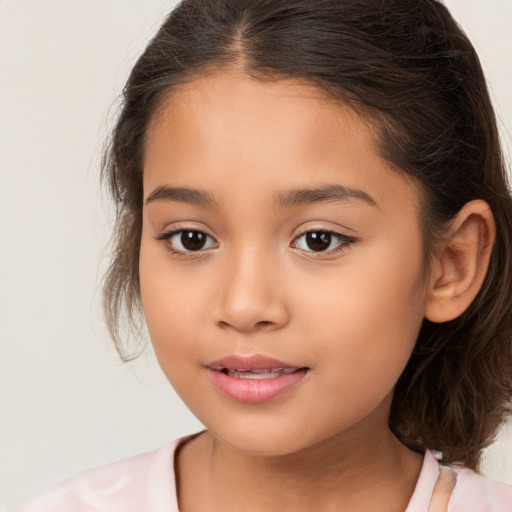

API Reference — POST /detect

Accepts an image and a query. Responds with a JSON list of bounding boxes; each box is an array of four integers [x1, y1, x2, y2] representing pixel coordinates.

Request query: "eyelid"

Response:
[[153, 223, 357, 258], [155, 226, 218, 256], [291, 228, 357, 256]]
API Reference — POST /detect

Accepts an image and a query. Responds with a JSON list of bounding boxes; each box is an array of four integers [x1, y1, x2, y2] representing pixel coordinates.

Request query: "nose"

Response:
[[213, 249, 290, 333]]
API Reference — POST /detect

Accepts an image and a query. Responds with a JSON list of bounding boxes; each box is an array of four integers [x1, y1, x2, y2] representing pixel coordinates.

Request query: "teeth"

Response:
[[224, 368, 298, 379], [227, 370, 281, 379]]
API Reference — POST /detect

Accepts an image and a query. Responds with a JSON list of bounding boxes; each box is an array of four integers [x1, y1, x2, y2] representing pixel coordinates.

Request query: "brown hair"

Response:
[[102, 0, 512, 470]]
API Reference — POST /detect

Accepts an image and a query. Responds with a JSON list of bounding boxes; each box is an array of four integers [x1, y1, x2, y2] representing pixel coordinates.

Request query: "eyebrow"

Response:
[[145, 185, 219, 207], [277, 184, 378, 208], [145, 183, 377, 209]]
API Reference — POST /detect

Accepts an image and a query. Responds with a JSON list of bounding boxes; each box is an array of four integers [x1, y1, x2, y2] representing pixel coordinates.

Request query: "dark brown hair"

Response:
[[102, 0, 512, 470]]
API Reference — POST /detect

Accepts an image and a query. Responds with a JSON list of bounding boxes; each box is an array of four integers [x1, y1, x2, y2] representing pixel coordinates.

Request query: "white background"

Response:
[[0, 0, 511, 508]]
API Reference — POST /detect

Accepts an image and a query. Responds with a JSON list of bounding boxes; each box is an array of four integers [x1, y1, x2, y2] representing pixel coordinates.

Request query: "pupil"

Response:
[[306, 232, 331, 251], [181, 231, 206, 251]]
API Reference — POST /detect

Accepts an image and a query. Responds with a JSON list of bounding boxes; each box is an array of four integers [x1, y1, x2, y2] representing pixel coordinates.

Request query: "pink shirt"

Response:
[[10, 434, 512, 511]]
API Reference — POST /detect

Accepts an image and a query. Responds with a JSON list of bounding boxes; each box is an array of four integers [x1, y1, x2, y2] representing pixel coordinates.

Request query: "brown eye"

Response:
[[157, 229, 217, 253], [181, 230, 207, 251], [305, 231, 331, 251], [293, 230, 355, 254]]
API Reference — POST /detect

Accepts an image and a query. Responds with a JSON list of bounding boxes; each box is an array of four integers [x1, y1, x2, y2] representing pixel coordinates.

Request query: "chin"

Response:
[[202, 416, 331, 458]]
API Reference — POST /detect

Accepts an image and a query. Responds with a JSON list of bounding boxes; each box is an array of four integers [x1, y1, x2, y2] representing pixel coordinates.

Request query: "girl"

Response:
[[11, 0, 512, 510]]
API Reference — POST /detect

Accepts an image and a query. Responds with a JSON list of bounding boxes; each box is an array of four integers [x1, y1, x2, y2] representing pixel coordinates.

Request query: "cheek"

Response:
[[298, 245, 427, 390], [139, 242, 203, 369], [140, 280, 204, 404]]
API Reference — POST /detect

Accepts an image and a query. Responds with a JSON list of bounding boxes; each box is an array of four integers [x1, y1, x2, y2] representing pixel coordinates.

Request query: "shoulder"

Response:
[[9, 439, 183, 512], [449, 466, 512, 512], [408, 451, 512, 512]]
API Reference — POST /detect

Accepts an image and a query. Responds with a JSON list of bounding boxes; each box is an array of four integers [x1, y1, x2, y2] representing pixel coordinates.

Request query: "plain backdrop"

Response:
[[1, 0, 511, 508]]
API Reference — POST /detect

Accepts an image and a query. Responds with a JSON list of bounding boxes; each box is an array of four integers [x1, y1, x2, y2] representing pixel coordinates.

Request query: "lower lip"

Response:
[[208, 368, 308, 404]]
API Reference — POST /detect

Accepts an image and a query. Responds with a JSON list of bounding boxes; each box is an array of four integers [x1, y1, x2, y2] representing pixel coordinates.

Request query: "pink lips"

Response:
[[206, 355, 308, 404]]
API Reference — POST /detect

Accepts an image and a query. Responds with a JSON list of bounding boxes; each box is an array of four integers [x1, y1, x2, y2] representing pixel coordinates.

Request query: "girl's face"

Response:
[[140, 71, 431, 455]]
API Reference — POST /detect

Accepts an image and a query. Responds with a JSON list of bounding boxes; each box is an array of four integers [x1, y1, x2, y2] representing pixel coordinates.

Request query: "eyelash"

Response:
[[155, 229, 218, 257], [155, 228, 357, 257], [291, 230, 357, 256]]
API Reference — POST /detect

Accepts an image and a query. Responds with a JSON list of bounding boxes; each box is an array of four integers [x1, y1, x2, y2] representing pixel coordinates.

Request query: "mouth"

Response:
[[218, 367, 301, 379], [206, 355, 309, 403]]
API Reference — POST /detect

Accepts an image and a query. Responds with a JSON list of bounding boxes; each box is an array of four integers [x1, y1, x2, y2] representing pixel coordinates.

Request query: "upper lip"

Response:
[[206, 354, 304, 371]]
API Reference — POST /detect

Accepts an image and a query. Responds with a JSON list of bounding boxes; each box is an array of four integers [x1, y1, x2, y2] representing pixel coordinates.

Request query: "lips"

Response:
[[206, 355, 309, 404], [221, 368, 298, 379]]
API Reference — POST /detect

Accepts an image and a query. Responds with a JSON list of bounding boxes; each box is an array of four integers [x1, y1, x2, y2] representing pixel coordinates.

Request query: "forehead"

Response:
[[143, 71, 419, 211], [152, 70, 341, 128], [146, 71, 367, 166]]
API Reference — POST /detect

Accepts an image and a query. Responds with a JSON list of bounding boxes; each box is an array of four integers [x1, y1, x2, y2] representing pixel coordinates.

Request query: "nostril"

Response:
[[218, 319, 275, 330], [254, 320, 277, 331]]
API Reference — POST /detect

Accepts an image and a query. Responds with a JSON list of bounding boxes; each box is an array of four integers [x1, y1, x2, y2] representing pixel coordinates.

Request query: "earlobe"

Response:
[[425, 200, 495, 323]]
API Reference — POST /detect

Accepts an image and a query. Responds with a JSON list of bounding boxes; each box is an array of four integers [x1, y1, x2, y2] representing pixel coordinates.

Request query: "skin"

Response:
[[138, 71, 492, 511]]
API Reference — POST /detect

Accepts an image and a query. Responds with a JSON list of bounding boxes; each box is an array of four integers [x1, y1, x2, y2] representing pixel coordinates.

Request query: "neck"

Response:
[[177, 424, 423, 512]]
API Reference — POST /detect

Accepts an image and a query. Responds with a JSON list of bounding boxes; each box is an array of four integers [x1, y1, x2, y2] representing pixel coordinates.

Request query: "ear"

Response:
[[425, 200, 495, 323]]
